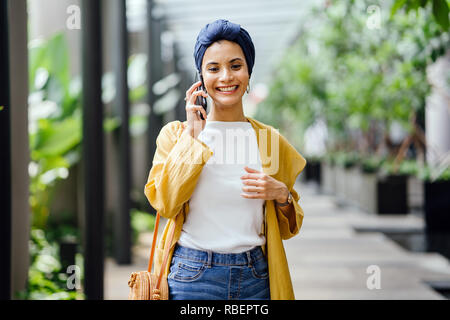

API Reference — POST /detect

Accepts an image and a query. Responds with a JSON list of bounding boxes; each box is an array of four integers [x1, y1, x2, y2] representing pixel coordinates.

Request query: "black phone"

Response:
[[195, 72, 208, 120]]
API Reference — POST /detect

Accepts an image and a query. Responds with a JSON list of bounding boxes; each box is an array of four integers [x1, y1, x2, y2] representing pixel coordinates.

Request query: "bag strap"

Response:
[[146, 211, 176, 288]]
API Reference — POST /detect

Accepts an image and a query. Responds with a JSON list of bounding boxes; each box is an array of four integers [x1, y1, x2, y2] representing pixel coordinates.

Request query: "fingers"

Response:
[[241, 179, 265, 189], [186, 104, 207, 120], [242, 179, 267, 188], [186, 81, 202, 97], [242, 185, 264, 192], [188, 89, 208, 105], [240, 173, 263, 180], [240, 192, 262, 199]]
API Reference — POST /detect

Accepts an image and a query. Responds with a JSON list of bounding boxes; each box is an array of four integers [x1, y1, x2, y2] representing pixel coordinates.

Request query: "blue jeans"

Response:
[[168, 244, 270, 300]]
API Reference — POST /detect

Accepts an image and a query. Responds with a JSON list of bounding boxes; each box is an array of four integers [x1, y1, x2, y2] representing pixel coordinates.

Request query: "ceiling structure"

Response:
[[128, 0, 315, 86]]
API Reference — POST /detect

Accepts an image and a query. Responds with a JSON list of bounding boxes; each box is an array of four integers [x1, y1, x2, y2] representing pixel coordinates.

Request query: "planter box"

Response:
[[335, 165, 347, 204], [424, 180, 450, 233], [342, 167, 352, 202], [424, 180, 450, 259], [305, 160, 321, 184], [359, 171, 378, 214], [321, 162, 335, 195], [346, 166, 361, 207], [377, 174, 409, 214], [330, 164, 338, 194], [408, 176, 424, 213]]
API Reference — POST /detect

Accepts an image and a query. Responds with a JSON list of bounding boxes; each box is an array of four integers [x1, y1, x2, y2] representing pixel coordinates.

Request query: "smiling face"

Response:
[[201, 40, 250, 111]]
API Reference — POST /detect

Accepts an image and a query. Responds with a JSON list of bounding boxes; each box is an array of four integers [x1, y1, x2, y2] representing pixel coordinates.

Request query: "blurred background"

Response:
[[1, 0, 449, 300]]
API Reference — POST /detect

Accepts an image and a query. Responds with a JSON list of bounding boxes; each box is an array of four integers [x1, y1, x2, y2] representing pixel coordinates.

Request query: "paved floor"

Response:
[[105, 181, 450, 300]]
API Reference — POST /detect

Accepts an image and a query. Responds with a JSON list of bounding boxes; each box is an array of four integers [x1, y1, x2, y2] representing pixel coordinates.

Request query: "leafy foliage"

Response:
[[131, 209, 156, 245], [28, 33, 83, 229], [256, 0, 449, 177], [16, 228, 84, 300]]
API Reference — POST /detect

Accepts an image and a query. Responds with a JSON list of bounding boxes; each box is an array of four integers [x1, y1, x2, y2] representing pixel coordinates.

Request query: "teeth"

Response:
[[217, 86, 238, 92]]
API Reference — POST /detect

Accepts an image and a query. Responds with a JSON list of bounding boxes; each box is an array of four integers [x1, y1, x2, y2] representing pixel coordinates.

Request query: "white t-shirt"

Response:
[[177, 120, 266, 253]]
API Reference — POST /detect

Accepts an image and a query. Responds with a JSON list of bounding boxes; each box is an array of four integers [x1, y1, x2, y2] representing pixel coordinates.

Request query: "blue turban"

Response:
[[194, 19, 255, 76]]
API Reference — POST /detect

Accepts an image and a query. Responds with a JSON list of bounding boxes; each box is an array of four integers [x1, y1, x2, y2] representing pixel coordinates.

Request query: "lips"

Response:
[[216, 85, 239, 94]]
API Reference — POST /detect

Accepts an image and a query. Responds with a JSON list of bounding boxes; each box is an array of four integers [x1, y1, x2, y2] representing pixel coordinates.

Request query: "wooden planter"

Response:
[[377, 174, 409, 214]]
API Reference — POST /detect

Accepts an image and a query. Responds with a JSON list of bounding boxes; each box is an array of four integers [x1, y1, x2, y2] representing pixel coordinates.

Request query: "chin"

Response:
[[212, 93, 245, 104], [212, 98, 242, 107]]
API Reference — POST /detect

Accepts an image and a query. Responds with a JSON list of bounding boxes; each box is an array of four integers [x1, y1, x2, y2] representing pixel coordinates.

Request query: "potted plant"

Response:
[[418, 165, 450, 233], [344, 152, 362, 207], [417, 165, 450, 259], [358, 155, 385, 214], [333, 151, 349, 204], [321, 152, 337, 195], [305, 155, 322, 185], [376, 159, 419, 214], [334, 151, 361, 206]]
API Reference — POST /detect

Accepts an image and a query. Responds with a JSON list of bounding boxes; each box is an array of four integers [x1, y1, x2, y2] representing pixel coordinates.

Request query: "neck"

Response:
[[207, 101, 248, 122]]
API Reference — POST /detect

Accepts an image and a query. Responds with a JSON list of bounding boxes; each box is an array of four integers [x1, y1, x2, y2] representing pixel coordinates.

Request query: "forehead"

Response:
[[203, 40, 246, 62]]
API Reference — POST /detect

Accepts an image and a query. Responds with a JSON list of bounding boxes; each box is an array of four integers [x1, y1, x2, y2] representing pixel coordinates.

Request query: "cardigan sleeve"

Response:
[[275, 188, 304, 240], [273, 130, 307, 240], [144, 121, 214, 219]]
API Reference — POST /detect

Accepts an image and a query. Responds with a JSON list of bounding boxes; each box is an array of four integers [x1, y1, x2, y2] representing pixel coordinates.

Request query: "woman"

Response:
[[144, 19, 307, 300]]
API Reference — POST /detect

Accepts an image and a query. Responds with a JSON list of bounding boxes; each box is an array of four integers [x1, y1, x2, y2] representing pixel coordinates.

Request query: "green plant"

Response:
[[28, 33, 83, 229], [26, 32, 152, 300], [334, 151, 361, 168], [130, 209, 156, 245], [29, 35, 150, 229], [306, 155, 323, 163], [323, 152, 337, 166], [256, 0, 448, 160], [379, 158, 422, 176], [418, 164, 450, 182], [360, 155, 386, 174], [16, 228, 84, 300], [391, 0, 449, 31]]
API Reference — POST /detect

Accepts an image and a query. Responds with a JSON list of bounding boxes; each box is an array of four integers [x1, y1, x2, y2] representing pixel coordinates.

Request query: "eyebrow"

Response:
[[206, 58, 243, 66]]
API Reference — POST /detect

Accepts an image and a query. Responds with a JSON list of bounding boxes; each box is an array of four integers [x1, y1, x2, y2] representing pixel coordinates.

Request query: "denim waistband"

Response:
[[173, 244, 265, 267]]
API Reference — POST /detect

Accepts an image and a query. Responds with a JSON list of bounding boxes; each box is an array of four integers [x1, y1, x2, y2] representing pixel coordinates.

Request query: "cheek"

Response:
[[202, 77, 215, 94]]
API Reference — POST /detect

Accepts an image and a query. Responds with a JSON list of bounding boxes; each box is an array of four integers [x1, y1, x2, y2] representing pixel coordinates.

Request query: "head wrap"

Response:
[[194, 19, 255, 76]]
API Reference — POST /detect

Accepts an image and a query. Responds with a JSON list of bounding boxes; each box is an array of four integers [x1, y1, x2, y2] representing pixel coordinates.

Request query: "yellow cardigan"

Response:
[[144, 116, 307, 300]]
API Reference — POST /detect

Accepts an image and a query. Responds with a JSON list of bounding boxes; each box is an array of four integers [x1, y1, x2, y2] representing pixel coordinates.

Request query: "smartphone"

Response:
[[195, 72, 208, 120]]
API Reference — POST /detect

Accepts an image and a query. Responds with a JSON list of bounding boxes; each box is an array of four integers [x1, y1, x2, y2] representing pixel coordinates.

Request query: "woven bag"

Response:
[[128, 212, 175, 300]]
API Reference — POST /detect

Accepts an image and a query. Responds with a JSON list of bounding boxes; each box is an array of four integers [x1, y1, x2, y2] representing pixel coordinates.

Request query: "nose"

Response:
[[219, 68, 234, 82]]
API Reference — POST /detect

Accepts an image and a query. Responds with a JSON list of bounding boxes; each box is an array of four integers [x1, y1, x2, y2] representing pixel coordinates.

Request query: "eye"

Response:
[[208, 67, 219, 72], [232, 64, 242, 69]]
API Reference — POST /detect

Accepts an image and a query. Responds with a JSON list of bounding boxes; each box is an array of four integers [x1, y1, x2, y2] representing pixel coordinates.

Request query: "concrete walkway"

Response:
[[105, 181, 450, 300]]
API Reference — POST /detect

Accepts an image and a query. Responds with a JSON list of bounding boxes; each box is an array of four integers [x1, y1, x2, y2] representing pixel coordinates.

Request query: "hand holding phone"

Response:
[[195, 73, 208, 120], [184, 80, 208, 138]]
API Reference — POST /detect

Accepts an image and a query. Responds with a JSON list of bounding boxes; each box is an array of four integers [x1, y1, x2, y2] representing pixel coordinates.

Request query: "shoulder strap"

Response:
[[147, 212, 176, 285]]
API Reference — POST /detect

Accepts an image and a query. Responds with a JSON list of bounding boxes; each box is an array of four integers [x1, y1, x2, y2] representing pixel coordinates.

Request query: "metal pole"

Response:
[[173, 43, 188, 122], [113, 0, 131, 265], [147, 1, 164, 203], [81, 0, 104, 300], [8, 0, 30, 299], [0, 0, 12, 300]]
